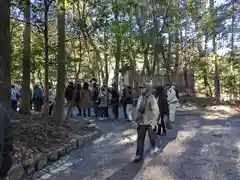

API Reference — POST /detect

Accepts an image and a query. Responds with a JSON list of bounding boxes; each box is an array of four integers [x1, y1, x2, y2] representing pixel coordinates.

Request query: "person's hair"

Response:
[[155, 85, 165, 98], [83, 82, 89, 90]]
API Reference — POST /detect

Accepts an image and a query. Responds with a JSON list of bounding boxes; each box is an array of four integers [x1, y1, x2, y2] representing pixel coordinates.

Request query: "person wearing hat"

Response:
[[134, 81, 160, 163]]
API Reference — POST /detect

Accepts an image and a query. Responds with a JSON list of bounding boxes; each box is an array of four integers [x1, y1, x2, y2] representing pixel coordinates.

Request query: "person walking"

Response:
[[134, 81, 160, 163], [121, 86, 128, 120], [92, 82, 100, 117], [79, 82, 92, 118], [155, 85, 168, 136], [167, 84, 179, 127], [0, 104, 14, 180], [32, 85, 43, 112], [110, 83, 119, 123], [126, 86, 134, 121], [11, 85, 20, 111], [75, 83, 82, 116], [98, 85, 108, 119]]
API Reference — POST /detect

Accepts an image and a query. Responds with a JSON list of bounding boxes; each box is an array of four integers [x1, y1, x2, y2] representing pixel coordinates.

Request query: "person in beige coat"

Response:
[[134, 81, 160, 163], [79, 82, 92, 118]]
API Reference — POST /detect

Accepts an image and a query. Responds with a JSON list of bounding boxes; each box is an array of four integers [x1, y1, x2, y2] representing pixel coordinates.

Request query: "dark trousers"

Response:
[[136, 125, 157, 158], [83, 108, 91, 117], [11, 100, 18, 111], [94, 103, 99, 117], [123, 104, 127, 119], [49, 104, 54, 116], [157, 113, 166, 135], [75, 103, 82, 116], [34, 99, 42, 112], [112, 104, 119, 120]]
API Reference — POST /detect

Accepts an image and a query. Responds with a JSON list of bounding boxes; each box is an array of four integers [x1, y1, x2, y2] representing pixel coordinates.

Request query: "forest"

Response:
[[0, 0, 239, 120], [0, 0, 240, 176]]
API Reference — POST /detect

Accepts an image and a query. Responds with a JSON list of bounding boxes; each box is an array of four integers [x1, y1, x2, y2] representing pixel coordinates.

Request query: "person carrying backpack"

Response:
[[0, 104, 13, 180], [167, 84, 179, 126]]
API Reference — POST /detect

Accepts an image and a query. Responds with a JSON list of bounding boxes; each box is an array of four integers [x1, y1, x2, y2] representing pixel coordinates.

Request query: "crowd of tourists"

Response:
[[1, 80, 179, 179]]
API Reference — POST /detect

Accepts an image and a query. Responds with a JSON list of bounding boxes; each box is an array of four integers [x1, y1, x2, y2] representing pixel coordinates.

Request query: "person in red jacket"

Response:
[[0, 104, 13, 180]]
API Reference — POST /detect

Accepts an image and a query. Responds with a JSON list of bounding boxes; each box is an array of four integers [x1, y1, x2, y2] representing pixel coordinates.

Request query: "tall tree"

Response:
[[21, 0, 31, 114], [52, 0, 66, 122], [0, 0, 11, 106]]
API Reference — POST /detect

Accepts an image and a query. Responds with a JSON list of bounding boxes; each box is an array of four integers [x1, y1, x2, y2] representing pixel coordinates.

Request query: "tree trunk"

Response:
[[52, 0, 66, 123], [42, 0, 50, 120], [0, 0, 11, 106], [21, 0, 31, 114], [113, 9, 121, 87], [210, 0, 220, 103]]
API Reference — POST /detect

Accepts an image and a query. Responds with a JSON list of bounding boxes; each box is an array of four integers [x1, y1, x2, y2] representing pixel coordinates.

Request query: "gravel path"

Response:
[[26, 108, 240, 180]]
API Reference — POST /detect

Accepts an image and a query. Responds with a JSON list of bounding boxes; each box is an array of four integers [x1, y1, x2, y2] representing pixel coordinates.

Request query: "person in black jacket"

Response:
[[110, 83, 119, 123], [65, 82, 74, 103], [75, 83, 82, 116], [155, 85, 169, 135], [0, 104, 13, 180]]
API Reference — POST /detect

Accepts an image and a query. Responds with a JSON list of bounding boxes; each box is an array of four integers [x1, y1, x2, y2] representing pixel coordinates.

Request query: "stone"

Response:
[[57, 147, 66, 157], [22, 159, 35, 175], [35, 154, 48, 170], [8, 165, 25, 180], [48, 150, 59, 161], [70, 139, 78, 149]]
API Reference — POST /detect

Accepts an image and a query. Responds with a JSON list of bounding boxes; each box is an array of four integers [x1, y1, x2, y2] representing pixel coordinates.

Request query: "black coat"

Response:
[[157, 95, 169, 115], [0, 104, 13, 177]]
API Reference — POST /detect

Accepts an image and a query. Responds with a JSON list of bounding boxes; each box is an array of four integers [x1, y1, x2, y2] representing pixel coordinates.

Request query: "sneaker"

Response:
[[151, 147, 160, 155], [133, 155, 142, 163]]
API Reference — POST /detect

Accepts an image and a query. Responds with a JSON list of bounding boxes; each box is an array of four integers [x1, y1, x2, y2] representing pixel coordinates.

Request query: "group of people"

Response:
[[134, 81, 179, 163], [10, 83, 55, 115], [65, 81, 133, 123]]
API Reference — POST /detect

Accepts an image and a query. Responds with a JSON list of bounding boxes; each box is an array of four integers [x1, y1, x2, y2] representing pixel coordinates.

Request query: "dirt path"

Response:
[[26, 109, 240, 180]]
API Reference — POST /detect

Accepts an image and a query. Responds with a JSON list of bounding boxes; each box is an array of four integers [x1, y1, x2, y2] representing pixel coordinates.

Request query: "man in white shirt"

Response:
[[167, 85, 179, 125]]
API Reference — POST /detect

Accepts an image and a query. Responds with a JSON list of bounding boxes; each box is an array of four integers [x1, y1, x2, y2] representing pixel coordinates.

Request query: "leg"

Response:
[[136, 125, 147, 159], [161, 114, 167, 134], [169, 104, 176, 123], [148, 125, 157, 149], [112, 104, 118, 120], [94, 104, 99, 117], [87, 108, 91, 117], [126, 104, 133, 121], [123, 104, 127, 119], [49, 104, 53, 116], [83, 109, 86, 118], [105, 107, 109, 118], [115, 104, 119, 120]]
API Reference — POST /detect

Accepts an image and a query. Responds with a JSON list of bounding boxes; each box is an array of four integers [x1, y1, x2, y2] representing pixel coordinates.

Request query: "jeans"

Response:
[[112, 104, 119, 120], [94, 104, 99, 117], [126, 104, 133, 121], [169, 103, 177, 123], [136, 125, 157, 158], [83, 108, 91, 117]]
